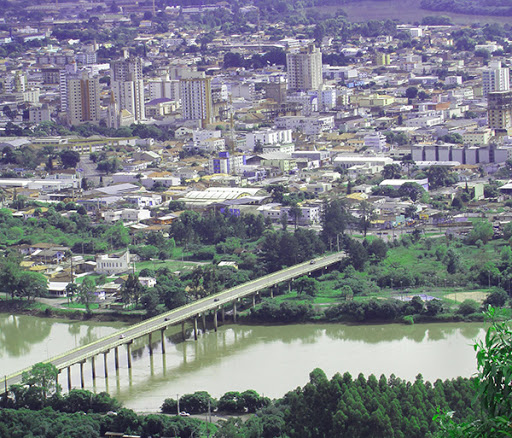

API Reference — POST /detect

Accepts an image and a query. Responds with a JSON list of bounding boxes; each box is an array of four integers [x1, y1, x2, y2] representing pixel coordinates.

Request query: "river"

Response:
[[0, 314, 486, 412]]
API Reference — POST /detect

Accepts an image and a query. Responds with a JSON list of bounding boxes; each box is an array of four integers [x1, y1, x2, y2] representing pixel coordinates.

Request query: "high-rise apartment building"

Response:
[[179, 71, 213, 127], [67, 71, 101, 125], [111, 57, 145, 121], [482, 61, 510, 97], [488, 90, 512, 135], [286, 45, 323, 92], [59, 63, 78, 112], [148, 76, 180, 101]]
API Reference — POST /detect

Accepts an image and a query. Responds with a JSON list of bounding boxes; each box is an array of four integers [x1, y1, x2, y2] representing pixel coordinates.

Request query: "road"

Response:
[[1, 252, 346, 393]]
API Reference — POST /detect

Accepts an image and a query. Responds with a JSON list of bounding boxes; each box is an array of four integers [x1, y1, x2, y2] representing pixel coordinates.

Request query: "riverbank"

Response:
[[0, 298, 144, 324]]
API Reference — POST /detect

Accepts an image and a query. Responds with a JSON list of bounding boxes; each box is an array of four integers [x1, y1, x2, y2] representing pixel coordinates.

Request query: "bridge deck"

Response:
[[1, 252, 345, 393]]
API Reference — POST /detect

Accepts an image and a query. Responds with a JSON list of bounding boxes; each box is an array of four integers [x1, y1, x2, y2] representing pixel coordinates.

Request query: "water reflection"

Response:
[[0, 313, 125, 376], [0, 314, 52, 357], [102, 322, 486, 411]]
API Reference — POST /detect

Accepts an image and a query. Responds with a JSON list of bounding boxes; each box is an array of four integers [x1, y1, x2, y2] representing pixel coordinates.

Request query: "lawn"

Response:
[[135, 259, 201, 273], [61, 302, 100, 310]]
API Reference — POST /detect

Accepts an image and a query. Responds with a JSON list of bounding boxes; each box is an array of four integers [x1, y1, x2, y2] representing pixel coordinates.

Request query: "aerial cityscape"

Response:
[[0, 0, 512, 436]]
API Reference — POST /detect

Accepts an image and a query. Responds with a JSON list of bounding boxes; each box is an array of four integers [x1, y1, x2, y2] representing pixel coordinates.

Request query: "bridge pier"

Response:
[[67, 366, 72, 391], [161, 328, 166, 354], [103, 352, 109, 378], [127, 341, 133, 369], [233, 301, 237, 323], [213, 309, 218, 332], [252, 294, 256, 307], [115, 347, 119, 371], [270, 287, 274, 298], [79, 361, 85, 388], [148, 333, 153, 356], [193, 317, 198, 340], [221, 307, 225, 323], [201, 313, 207, 334], [181, 321, 186, 341], [91, 356, 96, 382]]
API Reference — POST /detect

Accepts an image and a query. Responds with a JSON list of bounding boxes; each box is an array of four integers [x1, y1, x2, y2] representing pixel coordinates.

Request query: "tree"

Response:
[[382, 163, 401, 179], [444, 248, 461, 274], [288, 205, 303, 230], [467, 221, 493, 245], [321, 200, 352, 249], [456, 299, 479, 316], [218, 391, 245, 413], [78, 277, 96, 313], [435, 308, 512, 437], [179, 391, 215, 414], [59, 150, 81, 168], [483, 289, 508, 308], [405, 86, 418, 99], [20, 362, 60, 402], [358, 201, 376, 237], [120, 273, 144, 305], [294, 276, 318, 297], [426, 166, 456, 190], [16, 271, 47, 301]]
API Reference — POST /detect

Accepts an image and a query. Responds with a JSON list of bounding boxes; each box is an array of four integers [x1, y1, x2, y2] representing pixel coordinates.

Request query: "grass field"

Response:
[[311, 0, 512, 24], [134, 259, 203, 273]]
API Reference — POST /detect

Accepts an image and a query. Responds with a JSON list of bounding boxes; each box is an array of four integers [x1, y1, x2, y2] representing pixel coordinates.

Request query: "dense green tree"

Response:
[[467, 221, 493, 245], [120, 273, 145, 305], [321, 199, 352, 249], [294, 276, 318, 297], [382, 163, 402, 179], [78, 277, 96, 313], [59, 150, 81, 168]]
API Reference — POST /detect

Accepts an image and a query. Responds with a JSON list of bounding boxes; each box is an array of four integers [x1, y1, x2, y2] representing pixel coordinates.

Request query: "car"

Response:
[[213, 298, 219, 302], [179, 411, 190, 417], [164, 317, 169, 321], [310, 260, 316, 264], [119, 334, 125, 339]]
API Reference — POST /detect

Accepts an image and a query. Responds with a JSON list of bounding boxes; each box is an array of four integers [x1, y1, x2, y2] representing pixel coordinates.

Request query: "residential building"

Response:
[[286, 44, 323, 92], [482, 61, 510, 96], [180, 71, 213, 127], [209, 152, 246, 174], [148, 76, 180, 101], [488, 91, 512, 135], [364, 133, 387, 152], [111, 57, 145, 121], [463, 129, 492, 146], [67, 71, 101, 126], [275, 115, 334, 135], [245, 129, 293, 151]]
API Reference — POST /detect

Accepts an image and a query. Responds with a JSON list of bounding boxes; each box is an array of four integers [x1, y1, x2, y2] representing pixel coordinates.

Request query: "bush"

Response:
[[483, 288, 508, 308], [457, 299, 480, 316], [179, 391, 215, 414], [161, 398, 177, 414]]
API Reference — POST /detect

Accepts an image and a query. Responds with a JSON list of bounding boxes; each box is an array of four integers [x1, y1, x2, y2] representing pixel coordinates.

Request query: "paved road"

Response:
[[1, 252, 345, 393]]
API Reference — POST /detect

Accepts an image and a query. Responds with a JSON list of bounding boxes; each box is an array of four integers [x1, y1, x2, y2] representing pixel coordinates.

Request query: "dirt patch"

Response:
[[445, 291, 489, 303]]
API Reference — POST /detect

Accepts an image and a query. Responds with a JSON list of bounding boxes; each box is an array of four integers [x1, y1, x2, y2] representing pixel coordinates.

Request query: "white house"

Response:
[[95, 251, 131, 275]]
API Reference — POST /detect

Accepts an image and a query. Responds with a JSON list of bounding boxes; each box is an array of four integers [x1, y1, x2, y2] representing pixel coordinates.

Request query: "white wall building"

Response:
[[483, 60, 510, 97], [245, 129, 293, 150], [275, 116, 334, 135], [95, 250, 131, 275]]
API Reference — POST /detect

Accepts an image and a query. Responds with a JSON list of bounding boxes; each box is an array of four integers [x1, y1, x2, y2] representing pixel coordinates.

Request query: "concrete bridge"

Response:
[[1, 252, 346, 394]]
